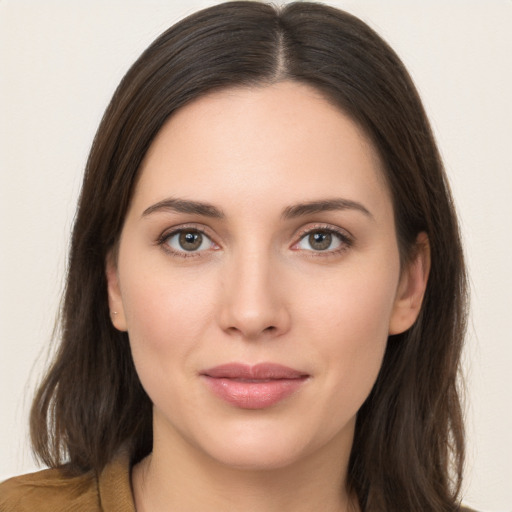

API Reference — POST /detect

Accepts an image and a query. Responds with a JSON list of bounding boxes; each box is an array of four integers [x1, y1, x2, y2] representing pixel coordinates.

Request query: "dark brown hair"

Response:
[[30, 2, 468, 510]]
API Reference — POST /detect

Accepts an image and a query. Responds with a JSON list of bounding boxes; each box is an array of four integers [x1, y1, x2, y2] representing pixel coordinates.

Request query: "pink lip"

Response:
[[201, 363, 309, 409]]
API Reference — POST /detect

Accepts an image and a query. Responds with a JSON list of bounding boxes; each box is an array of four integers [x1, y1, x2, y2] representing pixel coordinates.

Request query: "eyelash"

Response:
[[292, 224, 353, 257], [156, 225, 216, 259], [156, 224, 353, 259]]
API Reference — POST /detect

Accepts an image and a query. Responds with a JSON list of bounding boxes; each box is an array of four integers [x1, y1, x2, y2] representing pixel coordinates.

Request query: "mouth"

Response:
[[200, 363, 310, 409]]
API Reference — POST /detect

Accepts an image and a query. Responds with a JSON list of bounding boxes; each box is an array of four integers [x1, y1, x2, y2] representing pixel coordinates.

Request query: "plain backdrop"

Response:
[[0, 1, 511, 510]]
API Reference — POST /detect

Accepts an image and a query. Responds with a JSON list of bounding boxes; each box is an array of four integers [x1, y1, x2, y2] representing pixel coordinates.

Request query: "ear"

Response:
[[105, 250, 128, 332], [388, 232, 430, 335]]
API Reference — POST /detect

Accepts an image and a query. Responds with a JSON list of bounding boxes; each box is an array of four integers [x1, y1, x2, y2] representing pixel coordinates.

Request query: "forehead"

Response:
[[133, 81, 391, 218]]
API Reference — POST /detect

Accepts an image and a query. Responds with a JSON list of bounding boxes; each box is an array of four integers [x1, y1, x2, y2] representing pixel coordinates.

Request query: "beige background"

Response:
[[0, 1, 511, 510]]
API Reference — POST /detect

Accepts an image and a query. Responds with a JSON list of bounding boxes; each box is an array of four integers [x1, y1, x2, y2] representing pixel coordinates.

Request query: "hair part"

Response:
[[30, 2, 468, 510]]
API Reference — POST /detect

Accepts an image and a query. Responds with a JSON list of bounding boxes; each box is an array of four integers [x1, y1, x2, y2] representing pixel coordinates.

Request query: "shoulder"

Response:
[[0, 466, 99, 512], [0, 450, 134, 512]]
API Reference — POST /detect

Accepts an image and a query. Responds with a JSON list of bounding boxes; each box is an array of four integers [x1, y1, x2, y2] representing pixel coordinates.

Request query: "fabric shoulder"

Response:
[[0, 466, 99, 512]]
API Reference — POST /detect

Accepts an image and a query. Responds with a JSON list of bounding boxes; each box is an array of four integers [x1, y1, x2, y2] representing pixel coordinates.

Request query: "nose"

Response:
[[217, 250, 291, 340]]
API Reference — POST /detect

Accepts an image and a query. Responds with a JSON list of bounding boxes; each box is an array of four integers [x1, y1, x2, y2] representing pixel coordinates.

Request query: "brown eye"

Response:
[[179, 231, 203, 251], [164, 229, 214, 254], [295, 229, 346, 252], [308, 231, 332, 251]]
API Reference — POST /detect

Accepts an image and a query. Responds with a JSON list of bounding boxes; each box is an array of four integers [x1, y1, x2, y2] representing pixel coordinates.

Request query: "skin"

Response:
[[106, 81, 430, 512]]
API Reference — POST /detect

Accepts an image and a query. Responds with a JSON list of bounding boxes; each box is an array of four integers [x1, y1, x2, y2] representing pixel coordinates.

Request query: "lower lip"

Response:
[[202, 376, 307, 409]]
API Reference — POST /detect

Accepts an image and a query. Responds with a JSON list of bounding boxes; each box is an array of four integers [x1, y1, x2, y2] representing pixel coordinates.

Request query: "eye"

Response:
[[164, 229, 216, 254], [295, 229, 349, 252]]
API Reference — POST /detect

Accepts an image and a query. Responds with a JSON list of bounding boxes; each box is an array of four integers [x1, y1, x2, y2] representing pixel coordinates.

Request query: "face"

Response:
[[107, 82, 428, 471]]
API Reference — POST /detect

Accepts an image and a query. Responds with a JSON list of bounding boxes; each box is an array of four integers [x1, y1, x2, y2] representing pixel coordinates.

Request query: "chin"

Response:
[[208, 442, 308, 472], [193, 418, 337, 472]]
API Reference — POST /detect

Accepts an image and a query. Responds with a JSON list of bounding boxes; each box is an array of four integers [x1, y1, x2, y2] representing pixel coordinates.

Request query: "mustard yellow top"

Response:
[[0, 452, 134, 512]]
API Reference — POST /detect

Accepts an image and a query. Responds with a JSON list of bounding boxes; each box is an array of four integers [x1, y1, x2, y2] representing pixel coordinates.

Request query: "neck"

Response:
[[132, 420, 359, 512]]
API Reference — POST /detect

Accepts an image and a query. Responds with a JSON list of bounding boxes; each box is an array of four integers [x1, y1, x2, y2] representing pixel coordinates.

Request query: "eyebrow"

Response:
[[281, 198, 373, 220], [141, 197, 373, 221], [142, 198, 225, 218]]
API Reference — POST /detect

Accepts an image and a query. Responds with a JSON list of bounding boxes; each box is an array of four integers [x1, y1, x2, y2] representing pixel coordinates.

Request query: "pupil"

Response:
[[309, 231, 331, 251], [179, 231, 202, 251]]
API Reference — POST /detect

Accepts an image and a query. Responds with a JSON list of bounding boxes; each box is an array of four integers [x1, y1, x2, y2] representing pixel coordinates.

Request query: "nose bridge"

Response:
[[219, 243, 289, 339]]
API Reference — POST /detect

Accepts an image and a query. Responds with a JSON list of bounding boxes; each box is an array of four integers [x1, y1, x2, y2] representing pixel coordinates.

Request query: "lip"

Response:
[[201, 363, 309, 410]]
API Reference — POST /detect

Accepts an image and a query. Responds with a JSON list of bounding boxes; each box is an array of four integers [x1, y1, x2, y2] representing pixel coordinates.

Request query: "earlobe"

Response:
[[388, 232, 430, 335], [105, 251, 128, 332]]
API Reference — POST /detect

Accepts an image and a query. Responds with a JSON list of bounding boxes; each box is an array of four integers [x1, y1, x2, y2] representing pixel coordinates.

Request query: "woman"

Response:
[[0, 1, 472, 511]]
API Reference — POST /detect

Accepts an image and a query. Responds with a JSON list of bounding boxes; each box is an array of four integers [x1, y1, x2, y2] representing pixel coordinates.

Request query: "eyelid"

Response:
[[156, 223, 220, 257], [291, 223, 354, 253], [155, 222, 353, 258]]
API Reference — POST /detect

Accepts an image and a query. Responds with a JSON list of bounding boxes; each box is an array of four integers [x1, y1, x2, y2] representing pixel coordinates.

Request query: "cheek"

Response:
[[303, 259, 399, 338], [118, 266, 220, 425], [301, 259, 399, 397], [118, 256, 217, 374]]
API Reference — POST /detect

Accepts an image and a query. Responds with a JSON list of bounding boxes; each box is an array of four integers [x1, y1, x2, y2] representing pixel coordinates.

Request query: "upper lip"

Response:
[[202, 363, 308, 380]]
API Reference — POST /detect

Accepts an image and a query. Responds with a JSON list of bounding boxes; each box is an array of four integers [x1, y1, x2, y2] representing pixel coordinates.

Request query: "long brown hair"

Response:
[[30, 2, 468, 510]]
